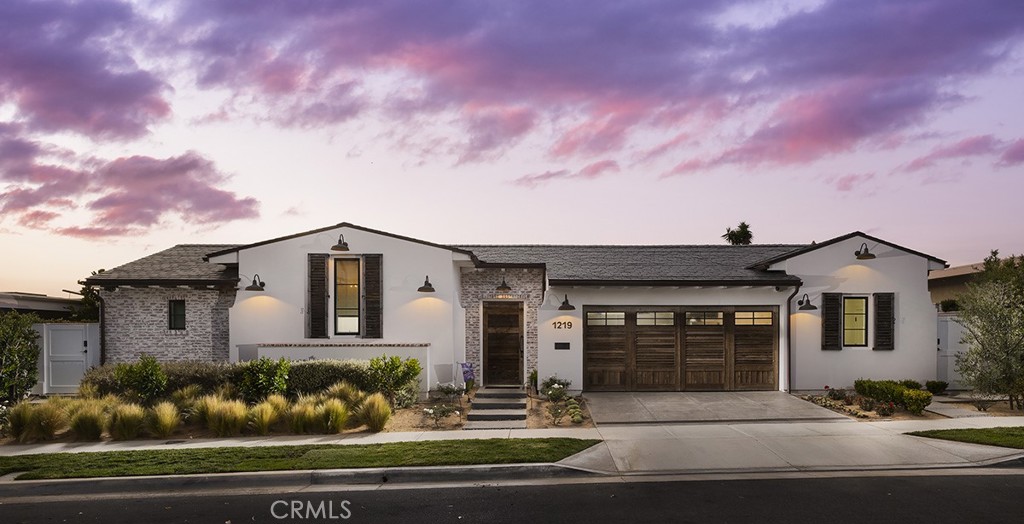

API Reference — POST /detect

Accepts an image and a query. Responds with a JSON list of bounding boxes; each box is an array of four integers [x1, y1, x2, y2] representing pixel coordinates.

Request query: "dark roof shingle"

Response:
[[86, 244, 240, 285]]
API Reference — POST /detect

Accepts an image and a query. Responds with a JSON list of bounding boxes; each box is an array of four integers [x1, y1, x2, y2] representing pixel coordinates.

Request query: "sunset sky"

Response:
[[2, 0, 1023, 297]]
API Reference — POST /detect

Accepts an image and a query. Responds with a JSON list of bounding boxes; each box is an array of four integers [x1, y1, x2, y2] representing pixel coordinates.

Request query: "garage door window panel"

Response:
[[587, 311, 625, 326]]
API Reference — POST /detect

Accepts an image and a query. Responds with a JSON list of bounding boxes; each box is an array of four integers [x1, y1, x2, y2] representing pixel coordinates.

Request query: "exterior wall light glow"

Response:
[[558, 294, 576, 311], [797, 293, 817, 311], [854, 242, 876, 260], [244, 274, 266, 292], [417, 276, 435, 293], [331, 234, 350, 251], [496, 277, 512, 293]]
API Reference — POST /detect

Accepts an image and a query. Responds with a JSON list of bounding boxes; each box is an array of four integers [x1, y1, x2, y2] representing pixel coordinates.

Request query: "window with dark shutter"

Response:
[[821, 293, 842, 351], [307, 253, 329, 338], [363, 254, 383, 338], [874, 292, 895, 350]]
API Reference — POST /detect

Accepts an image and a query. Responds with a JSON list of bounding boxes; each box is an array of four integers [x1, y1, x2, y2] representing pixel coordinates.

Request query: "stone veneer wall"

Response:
[[458, 268, 545, 384], [99, 287, 237, 363]]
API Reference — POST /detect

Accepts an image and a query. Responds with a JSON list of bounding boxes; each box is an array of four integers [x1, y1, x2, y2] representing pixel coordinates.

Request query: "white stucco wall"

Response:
[[222, 226, 471, 390], [772, 236, 944, 390], [537, 286, 794, 393]]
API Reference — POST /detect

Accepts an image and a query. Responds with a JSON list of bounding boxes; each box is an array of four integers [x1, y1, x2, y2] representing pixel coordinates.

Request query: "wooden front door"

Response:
[[483, 302, 523, 386]]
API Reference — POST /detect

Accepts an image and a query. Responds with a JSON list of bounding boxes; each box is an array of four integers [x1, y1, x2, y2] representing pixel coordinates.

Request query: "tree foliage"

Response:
[[722, 221, 753, 245], [0, 311, 41, 403], [69, 269, 104, 322], [954, 272, 1024, 409]]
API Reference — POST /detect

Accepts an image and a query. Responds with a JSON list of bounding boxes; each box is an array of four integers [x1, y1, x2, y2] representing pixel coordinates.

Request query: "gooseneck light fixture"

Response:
[[558, 294, 576, 311], [417, 276, 435, 293], [331, 234, 350, 251], [797, 293, 817, 311], [496, 277, 512, 293], [244, 274, 266, 292], [854, 242, 876, 260]]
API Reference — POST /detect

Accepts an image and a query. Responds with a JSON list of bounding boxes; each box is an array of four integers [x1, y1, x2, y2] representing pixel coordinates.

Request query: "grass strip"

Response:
[[908, 426, 1024, 449], [0, 438, 600, 480]]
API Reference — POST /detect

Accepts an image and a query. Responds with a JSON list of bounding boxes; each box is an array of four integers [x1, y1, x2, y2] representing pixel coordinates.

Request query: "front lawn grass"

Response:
[[908, 426, 1024, 449], [0, 438, 600, 480]]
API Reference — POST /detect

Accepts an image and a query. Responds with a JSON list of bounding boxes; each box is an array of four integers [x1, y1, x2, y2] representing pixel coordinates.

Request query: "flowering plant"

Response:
[[423, 404, 460, 427]]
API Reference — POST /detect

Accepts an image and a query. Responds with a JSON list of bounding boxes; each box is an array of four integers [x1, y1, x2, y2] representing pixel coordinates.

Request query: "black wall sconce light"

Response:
[[331, 234, 350, 251], [417, 276, 435, 293], [558, 294, 576, 311], [854, 242, 876, 260], [496, 277, 512, 293], [244, 274, 266, 292], [797, 293, 817, 311]]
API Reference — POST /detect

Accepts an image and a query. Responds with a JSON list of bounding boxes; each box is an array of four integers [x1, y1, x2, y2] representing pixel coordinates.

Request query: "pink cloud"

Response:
[[513, 159, 620, 187], [999, 139, 1024, 166], [904, 135, 1002, 172], [834, 173, 875, 192]]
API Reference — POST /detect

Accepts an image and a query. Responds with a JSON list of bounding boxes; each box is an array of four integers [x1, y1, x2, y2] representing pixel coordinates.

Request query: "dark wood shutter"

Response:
[[874, 292, 895, 350], [307, 254, 329, 338], [821, 293, 842, 351], [363, 254, 383, 339]]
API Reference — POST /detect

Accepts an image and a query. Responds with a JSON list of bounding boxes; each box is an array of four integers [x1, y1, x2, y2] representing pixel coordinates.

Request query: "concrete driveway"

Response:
[[584, 391, 848, 424]]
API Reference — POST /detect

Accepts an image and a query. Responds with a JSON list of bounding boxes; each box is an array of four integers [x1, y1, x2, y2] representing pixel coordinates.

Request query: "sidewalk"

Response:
[[3, 417, 1023, 476]]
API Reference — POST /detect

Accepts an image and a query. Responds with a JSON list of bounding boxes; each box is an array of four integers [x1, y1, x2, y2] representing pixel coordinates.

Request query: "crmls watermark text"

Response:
[[270, 499, 353, 520]]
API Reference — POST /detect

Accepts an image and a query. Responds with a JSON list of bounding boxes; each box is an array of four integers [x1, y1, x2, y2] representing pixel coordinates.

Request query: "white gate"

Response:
[[937, 313, 968, 390], [34, 323, 101, 395]]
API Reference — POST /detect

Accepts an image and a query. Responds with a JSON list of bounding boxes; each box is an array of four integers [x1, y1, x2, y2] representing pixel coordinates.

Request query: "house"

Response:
[[928, 262, 983, 308], [1, 291, 80, 320], [85, 223, 947, 392]]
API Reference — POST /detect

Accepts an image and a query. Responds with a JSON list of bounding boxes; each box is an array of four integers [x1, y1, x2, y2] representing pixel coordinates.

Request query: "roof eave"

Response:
[[548, 278, 802, 287]]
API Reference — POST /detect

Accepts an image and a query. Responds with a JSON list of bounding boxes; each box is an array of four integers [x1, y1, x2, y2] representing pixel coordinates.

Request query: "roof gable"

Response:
[[746, 231, 947, 270]]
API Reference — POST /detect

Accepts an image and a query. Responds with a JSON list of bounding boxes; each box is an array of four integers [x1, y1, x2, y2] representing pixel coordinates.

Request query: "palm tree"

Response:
[[722, 222, 753, 245]]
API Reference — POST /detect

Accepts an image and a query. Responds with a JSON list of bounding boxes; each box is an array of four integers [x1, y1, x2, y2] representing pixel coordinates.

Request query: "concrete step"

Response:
[[471, 398, 527, 410], [463, 420, 528, 430], [467, 409, 527, 421], [475, 389, 527, 400]]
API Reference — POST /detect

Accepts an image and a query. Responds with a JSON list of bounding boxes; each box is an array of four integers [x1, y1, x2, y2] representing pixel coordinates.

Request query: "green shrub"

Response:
[[9, 402, 35, 442], [900, 379, 923, 390], [237, 357, 290, 403], [541, 376, 572, 391], [265, 393, 290, 416], [938, 299, 959, 312], [324, 381, 366, 409], [114, 355, 168, 404], [69, 402, 106, 441], [78, 382, 100, 399], [288, 402, 320, 434], [857, 379, 907, 405], [148, 401, 181, 438], [902, 389, 933, 415], [80, 365, 119, 397], [214, 382, 238, 401], [248, 402, 280, 436], [858, 396, 876, 412], [367, 355, 422, 407], [288, 359, 372, 396], [0, 311, 41, 403], [393, 381, 420, 409], [208, 400, 247, 437], [875, 401, 896, 417], [925, 380, 949, 395], [359, 393, 391, 432], [32, 400, 69, 440], [825, 386, 848, 402], [162, 361, 233, 393], [109, 403, 146, 440], [319, 398, 349, 434]]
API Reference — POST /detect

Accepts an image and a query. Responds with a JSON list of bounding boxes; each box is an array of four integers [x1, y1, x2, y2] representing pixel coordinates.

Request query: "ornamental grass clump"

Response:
[[248, 402, 280, 436], [147, 401, 181, 438], [359, 393, 391, 432], [324, 381, 366, 409], [9, 402, 35, 443], [191, 395, 221, 426], [170, 385, 203, 412], [288, 401, 320, 434], [265, 393, 290, 416], [109, 403, 146, 440], [70, 403, 107, 441], [32, 400, 69, 441], [319, 398, 349, 434], [208, 399, 247, 437]]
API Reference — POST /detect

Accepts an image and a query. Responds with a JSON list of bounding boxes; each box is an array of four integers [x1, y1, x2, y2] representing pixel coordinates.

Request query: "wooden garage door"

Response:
[[583, 306, 778, 392]]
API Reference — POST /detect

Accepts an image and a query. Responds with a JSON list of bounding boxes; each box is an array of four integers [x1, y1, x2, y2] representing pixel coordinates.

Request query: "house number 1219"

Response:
[[551, 321, 573, 329]]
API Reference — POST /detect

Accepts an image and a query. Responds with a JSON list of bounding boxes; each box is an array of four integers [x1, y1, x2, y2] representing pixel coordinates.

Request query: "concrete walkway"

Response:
[[3, 417, 1023, 477], [585, 391, 848, 424]]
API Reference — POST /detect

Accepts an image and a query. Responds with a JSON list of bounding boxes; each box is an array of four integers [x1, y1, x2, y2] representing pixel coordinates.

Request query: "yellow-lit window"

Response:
[[685, 311, 724, 326], [843, 297, 867, 346], [637, 312, 674, 326], [335, 259, 360, 334], [735, 311, 773, 326]]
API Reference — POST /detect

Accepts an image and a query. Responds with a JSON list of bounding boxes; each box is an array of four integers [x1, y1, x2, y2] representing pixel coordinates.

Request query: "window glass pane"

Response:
[[685, 312, 703, 325], [335, 259, 360, 334], [844, 329, 866, 345], [587, 312, 606, 326], [705, 312, 724, 325], [606, 312, 625, 326], [168, 300, 185, 330], [636, 312, 655, 325], [655, 312, 674, 326], [843, 297, 867, 346], [844, 297, 866, 314]]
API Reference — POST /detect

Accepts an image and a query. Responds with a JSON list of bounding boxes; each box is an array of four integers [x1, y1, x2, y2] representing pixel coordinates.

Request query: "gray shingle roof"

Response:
[[459, 244, 806, 284], [85, 244, 241, 285]]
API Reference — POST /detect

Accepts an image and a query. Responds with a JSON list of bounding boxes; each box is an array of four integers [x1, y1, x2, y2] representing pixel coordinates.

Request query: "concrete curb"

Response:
[[0, 463, 592, 497]]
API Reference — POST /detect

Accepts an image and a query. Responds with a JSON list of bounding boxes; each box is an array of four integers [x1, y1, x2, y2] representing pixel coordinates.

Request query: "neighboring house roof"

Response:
[[928, 262, 984, 281], [85, 244, 241, 287], [746, 231, 947, 269], [0, 292, 79, 312], [203, 222, 475, 259], [459, 244, 805, 286]]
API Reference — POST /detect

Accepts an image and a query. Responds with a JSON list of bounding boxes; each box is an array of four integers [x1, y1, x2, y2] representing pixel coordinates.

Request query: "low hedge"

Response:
[[83, 361, 233, 398], [902, 389, 933, 415], [287, 359, 372, 396], [854, 378, 933, 412]]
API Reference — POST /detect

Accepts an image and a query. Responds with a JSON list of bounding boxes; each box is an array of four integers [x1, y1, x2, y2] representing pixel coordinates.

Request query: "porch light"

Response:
[[854, 242, 876, 260], [496, 277, 512, 293], [797, 293, 817, 311], [558, 294, 576, 311], [331, 234, 350, 251], [417, 276, 435, 293], [244, 274, 266, 292]]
